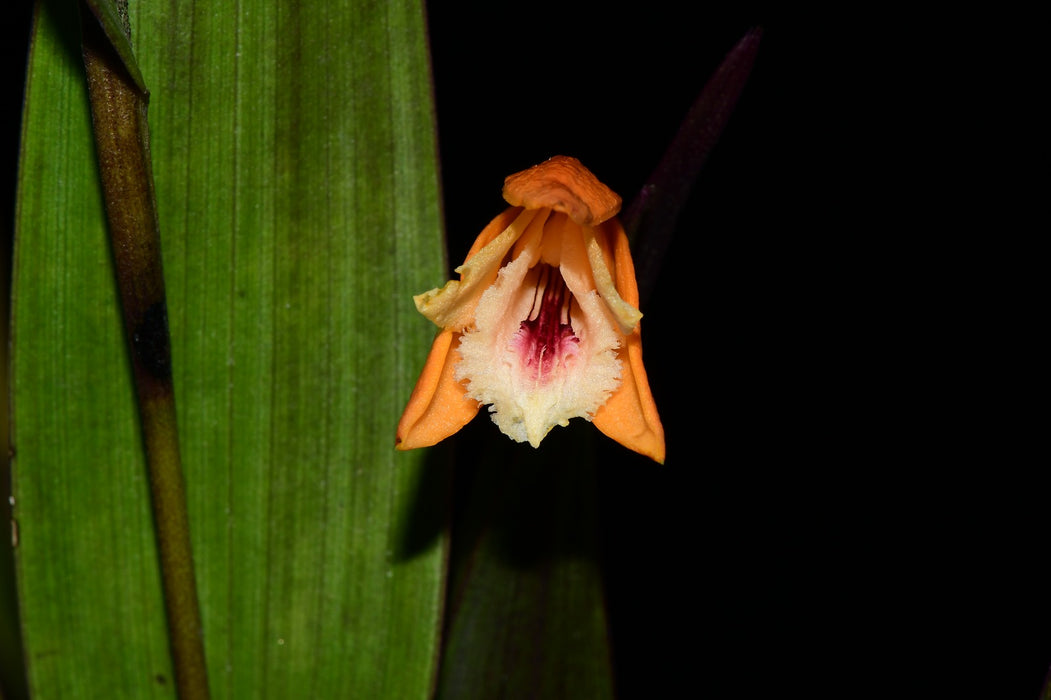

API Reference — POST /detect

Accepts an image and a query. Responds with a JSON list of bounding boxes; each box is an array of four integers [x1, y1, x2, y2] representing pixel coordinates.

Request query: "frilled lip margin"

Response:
[[397, 156, 665, 464]]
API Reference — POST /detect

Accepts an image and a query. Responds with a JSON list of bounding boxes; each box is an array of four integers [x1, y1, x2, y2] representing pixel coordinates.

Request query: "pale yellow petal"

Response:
[[413, 208, 540, 330], [583, 224, 642, 335]]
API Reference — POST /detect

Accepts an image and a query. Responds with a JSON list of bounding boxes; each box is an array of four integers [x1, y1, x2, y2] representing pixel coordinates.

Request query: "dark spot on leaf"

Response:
[[133, 301, 172, 380], [155, 673, 167, 685]]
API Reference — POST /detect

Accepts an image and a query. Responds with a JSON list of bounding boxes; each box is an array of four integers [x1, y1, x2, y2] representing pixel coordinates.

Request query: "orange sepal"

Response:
[[503, 155, 621, 226], [590, 218, 666, 463], [396, 329, 480, 450], [592, 330, 666, 463]]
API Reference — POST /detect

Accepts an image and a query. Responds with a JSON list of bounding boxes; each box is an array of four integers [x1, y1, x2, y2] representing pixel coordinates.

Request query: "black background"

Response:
[[3, 3, 1045, 698], [427, 7, 792, 696]]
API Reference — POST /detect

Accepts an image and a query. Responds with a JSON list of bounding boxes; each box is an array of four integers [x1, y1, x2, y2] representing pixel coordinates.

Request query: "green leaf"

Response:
[[436, 426, 615, 699], [81, 0, 149, 94], [12, 0, 447, 697]]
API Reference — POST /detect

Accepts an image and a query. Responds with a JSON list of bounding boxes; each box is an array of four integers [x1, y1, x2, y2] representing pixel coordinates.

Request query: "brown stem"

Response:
[[624, 27, 763, 307], [79, 4, 210, 698]]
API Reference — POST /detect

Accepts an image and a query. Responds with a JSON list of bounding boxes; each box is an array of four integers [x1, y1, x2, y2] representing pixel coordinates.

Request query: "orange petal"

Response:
[[502, 156, 621, 226], [590, 219, 665, 463], [396, 329, 480, 450]]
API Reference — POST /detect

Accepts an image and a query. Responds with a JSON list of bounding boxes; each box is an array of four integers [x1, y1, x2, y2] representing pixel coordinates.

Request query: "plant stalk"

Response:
[[79, 3, 210, 698]]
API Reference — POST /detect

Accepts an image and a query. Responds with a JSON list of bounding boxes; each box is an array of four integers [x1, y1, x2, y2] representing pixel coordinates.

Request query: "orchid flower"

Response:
[[396, 156, 665, 463]]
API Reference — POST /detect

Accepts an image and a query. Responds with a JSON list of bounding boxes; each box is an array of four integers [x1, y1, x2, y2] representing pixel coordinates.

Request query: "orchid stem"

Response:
[[625, 27, 762, 307], [79, 3, 210, 698]]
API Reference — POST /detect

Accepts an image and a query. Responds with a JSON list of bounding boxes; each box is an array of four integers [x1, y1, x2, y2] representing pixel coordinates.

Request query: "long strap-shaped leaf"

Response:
[[13, 0, 447, 697]]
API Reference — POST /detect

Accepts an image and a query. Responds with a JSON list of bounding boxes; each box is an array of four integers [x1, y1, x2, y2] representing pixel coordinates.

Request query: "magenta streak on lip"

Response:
[[509, 264, 580, 385]]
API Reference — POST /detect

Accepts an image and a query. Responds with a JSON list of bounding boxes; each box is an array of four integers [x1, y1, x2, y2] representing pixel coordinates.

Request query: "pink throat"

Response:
[[509, 265, 580, 384]]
